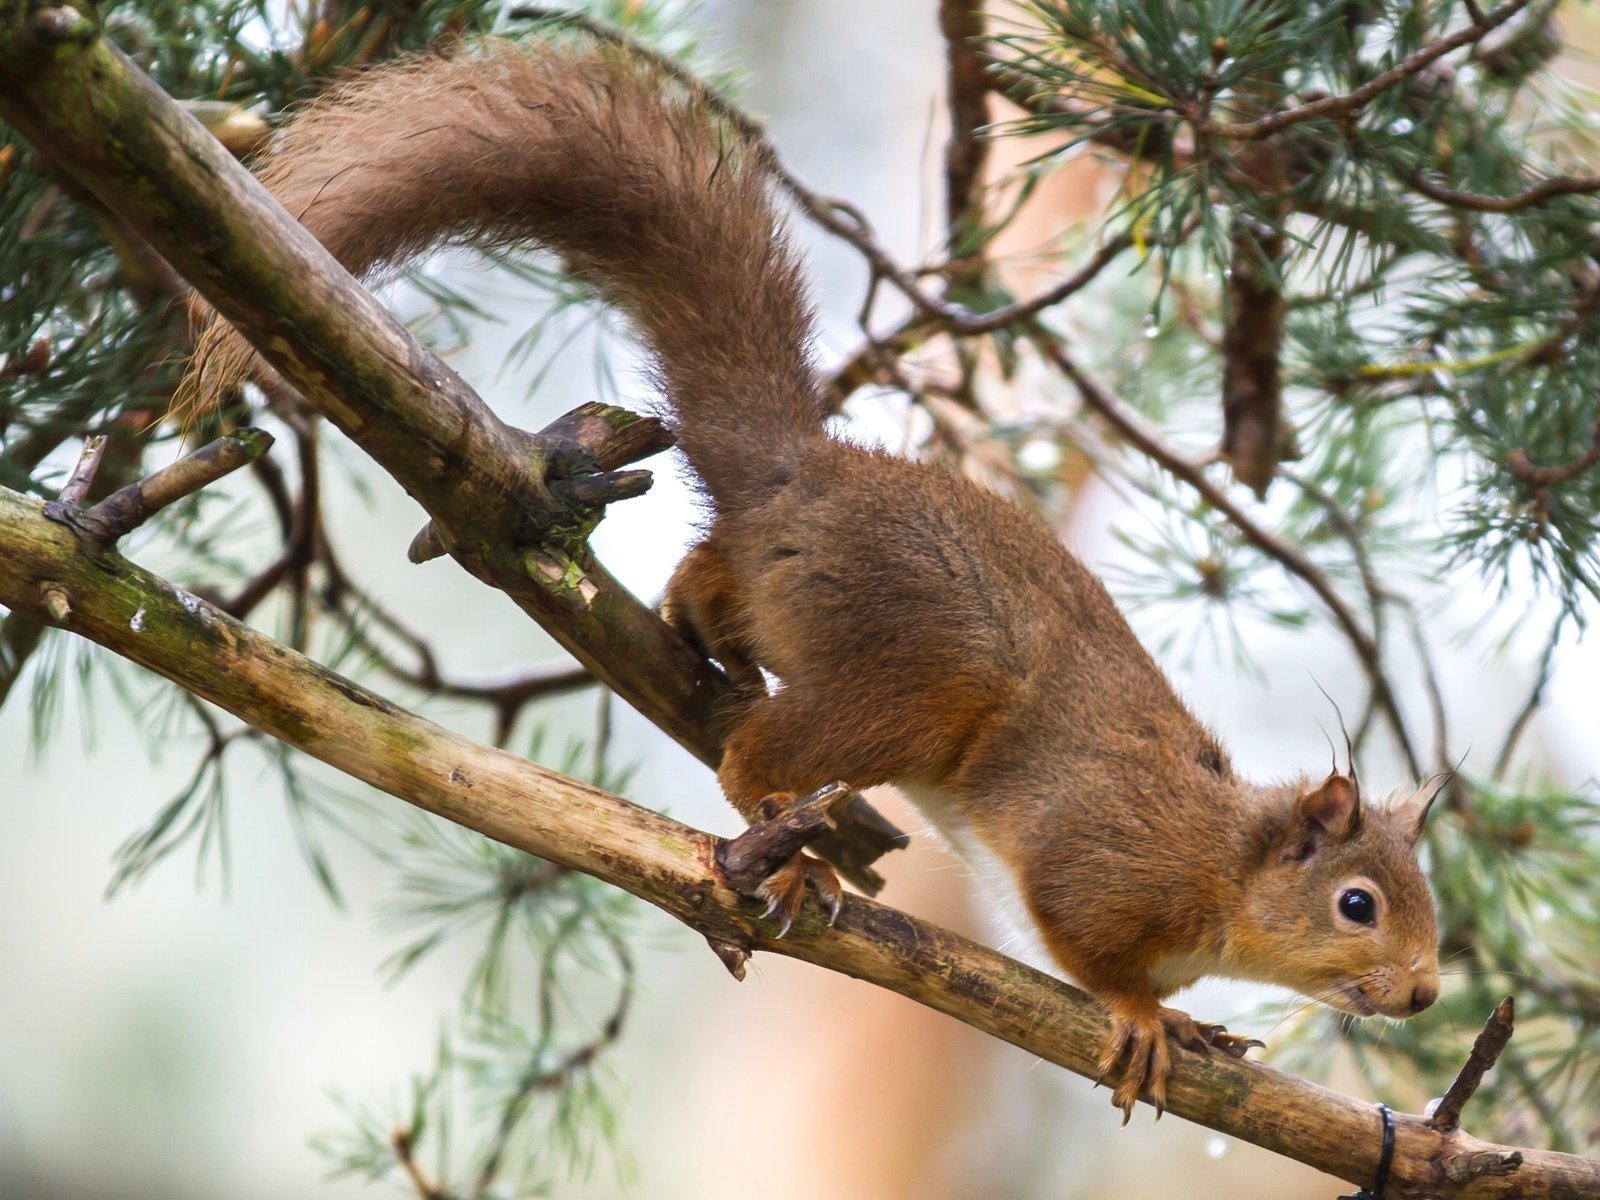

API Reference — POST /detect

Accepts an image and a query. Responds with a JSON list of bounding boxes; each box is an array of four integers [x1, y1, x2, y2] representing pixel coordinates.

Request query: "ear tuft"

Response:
[[1281, 773, 1362, 862], [1389, 774, 1448, 846]]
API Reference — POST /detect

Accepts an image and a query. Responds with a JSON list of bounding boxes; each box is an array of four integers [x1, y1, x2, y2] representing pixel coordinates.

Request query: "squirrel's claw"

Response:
[[1202, 1027, 1265, 1058], [1162, 1011, 1265, 1059], [1099, 1008, 1172, 1123], [809, 857, 846, 925], [753, 854, 843, 937]]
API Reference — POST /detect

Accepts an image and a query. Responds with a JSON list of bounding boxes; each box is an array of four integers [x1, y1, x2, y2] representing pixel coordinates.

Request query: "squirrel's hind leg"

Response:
[[715, 684, 926, 935], [663, 538, 767, 696]]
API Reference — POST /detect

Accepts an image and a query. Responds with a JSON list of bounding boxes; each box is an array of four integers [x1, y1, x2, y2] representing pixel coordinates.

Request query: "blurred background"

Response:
[[5, 2, 1600, 1198]]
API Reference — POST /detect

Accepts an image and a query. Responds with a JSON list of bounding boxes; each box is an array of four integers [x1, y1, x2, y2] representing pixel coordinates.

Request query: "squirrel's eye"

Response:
[[1338, 888, 1376, 925]]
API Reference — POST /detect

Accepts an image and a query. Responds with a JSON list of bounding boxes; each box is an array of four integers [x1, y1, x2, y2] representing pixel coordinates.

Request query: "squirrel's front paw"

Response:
[[1097, 1002, 1265, 1123]]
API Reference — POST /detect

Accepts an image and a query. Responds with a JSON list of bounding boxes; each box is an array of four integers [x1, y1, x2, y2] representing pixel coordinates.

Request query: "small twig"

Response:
[[56, 434, 108, 508], [219, 551, 297, 619], [825, 228, 1144, 414], [1280, 469, 1451, 774], [75, 428, 274, 544], [1201, 0, 1533, 141], [319, 553, 597, 730], [1506, 422, 1600, 488], [1359, 264, 1600, 389], [1289, 469, 1452, 783], [1401, 165, 1600, 214], [1429, 996, 1516, 1134], [515, 4, 1107, 336], [247, 438, 297, 540], [391, 1127, 450, 1200], [340, 604, 596, 716], [715, 781, 854, 897], [945, 228, 1141, 336], [1393, 597, 1454, 785], [471, 928, 633, 1197]]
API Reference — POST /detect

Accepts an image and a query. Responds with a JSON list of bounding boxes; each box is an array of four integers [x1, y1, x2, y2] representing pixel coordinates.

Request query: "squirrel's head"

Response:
[[1231, 771, 1444, 1020]]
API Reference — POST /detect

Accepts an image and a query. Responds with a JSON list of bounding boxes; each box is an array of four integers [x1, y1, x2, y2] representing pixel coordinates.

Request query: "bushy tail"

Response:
[[185, 38, 828, 512]]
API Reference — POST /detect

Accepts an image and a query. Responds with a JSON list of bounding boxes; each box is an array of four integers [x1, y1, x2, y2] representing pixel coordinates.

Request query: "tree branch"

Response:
[[939, 0, 990, 241], [1, 481, 1596, 1197], [1200, 0, 1533, 141], [1430, 997, 1516, 1135], [64, 427, 275, 545], [1400, 165, 1600, 214]]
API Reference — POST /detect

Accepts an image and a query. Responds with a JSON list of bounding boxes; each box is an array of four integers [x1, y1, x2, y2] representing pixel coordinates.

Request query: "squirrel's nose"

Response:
[[1409, 981, 1439, 1013]]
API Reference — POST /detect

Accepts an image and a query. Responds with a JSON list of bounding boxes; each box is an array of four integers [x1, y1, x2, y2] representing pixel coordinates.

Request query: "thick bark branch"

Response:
[[939, 0, 990, 241], [1219, 217, 1287, 498], [2, 482, 1597, 1198], [0, 1, 903, 879]]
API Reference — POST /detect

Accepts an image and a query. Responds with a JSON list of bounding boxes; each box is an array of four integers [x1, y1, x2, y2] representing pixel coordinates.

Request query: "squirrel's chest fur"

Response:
[[902, 779, 1230, 995]]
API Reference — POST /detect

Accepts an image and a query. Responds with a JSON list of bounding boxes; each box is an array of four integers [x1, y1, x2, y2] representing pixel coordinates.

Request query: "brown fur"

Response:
[[184, 37, 1443, 1119]]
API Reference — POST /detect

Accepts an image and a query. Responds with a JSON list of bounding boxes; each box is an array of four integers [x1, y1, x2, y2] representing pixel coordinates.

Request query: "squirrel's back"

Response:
[[188, 39, 828, 510]]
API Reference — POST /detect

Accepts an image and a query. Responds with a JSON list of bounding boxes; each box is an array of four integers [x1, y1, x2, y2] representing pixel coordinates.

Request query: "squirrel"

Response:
[[186, 36, 1445, 1120]]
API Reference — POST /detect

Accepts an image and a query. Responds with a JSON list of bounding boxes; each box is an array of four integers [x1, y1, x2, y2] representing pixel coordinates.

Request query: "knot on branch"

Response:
[[409, 401, 673, 564], [1440, 1148, 1524, 1183], [811, 800, 912, 896], [703, 933, 751, 981], [716, 781, 854, 896]]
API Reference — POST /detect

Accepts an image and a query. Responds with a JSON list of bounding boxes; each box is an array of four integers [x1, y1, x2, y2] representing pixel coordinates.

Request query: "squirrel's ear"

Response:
[[1391, 774, 1447, 846], [1280, 773, 1361, 862]]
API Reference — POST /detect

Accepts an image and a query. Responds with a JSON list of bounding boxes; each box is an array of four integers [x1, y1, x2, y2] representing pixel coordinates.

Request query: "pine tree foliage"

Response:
[[3, 0, 1600, 1189]]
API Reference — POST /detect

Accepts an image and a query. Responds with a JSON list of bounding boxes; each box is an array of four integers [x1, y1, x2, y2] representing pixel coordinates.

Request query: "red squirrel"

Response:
[[187, 38, 1444, 1119]]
